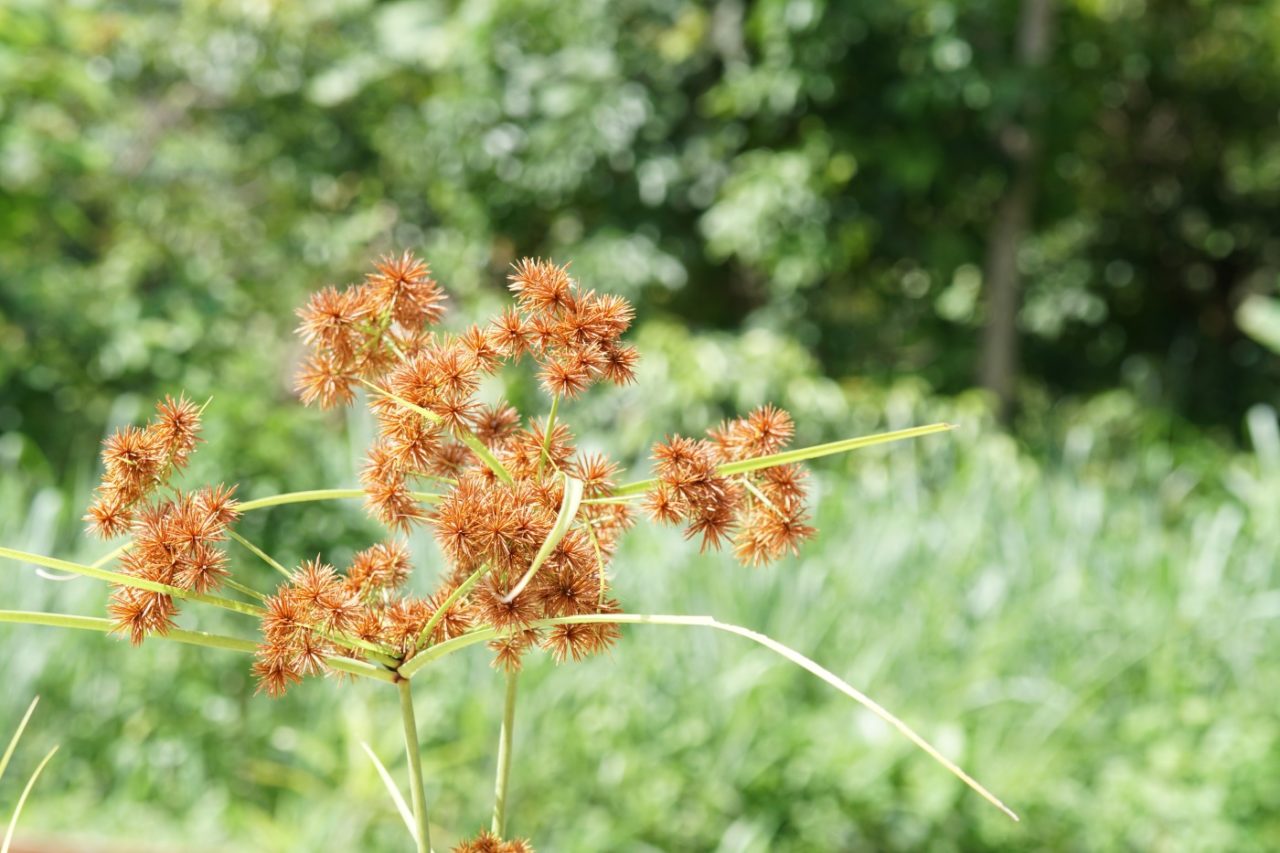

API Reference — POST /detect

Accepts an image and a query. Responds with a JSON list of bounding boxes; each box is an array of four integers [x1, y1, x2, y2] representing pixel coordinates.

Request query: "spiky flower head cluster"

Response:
[[451, 830, 534, 853], [84, 396, 241, 643], [278, 251, 813, 691], [648, 404, 816, 565], [84, 252, 815, 697]]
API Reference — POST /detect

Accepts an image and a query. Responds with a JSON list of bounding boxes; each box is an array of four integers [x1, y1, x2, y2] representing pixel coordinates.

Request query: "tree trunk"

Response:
[[979, 0, 1055, 422]]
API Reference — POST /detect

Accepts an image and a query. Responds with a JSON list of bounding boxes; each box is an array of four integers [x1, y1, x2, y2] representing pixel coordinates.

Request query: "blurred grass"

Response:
[[1, 389, 1277, 850]]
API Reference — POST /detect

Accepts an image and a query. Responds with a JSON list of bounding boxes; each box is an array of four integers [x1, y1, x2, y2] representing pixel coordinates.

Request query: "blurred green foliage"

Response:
[[3, 0, 1280, 466], [2, 0, 1280, 849]]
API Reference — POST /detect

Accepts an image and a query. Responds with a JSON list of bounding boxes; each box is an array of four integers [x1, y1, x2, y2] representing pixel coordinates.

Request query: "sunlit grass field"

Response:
[[2, 395, 1277, 851]]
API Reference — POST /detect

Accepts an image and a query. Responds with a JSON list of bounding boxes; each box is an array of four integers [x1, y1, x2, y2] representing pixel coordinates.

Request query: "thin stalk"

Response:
[[236, 489, 442, 513], [397, 611, 1017, 823], [1, 744, 58, 853], [537, 394, 560, 475], [740, 477, 786, 519], [221, 578, 268, 603], [611, 423, 956, 497], [90, 542, 130, 569], [0, 609, 395, 683], [315, 630, 401, 669], [227, 529, 292, 579], [583, 521, 608, 606], [397, 680, 432, 853], [503, 473, 584, 603], [491, 670, 519, 837], [328, 655, 398, 684], [0, 547, 262, 618], [580, 495, 641, 506], [0, 609, 258, 654], [0, 698, 38, 785], [416, 563, 488, 650], [238, 489, 363, 511]]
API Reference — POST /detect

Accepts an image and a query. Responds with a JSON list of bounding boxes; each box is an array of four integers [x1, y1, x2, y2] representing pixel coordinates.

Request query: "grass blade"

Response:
[[611, 423, 955, 497], [236, 489, 443, 512], [399, 611, 1018, 822], [0, 546, 263, 618], [1, 744, 58, 853], [0, 609, 258, 654], [503, 473, 584, 602], [360, 742, 419, 845], [0, 698, 38, 786], [416, 563, 488, 650]]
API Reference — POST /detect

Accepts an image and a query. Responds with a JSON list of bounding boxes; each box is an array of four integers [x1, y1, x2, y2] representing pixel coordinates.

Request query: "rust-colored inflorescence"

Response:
[[286, 253, 812, 692], [86, 252, 815, 699], [452, 830, 534, 853], [85, 395, 242, 644], [647, 404, 816, 565]]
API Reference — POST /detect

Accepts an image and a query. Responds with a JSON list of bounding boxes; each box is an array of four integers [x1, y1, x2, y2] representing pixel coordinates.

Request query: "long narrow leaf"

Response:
[[237, 489, 442, 512], [399, 611, 1018, 822], [360, 742, 419, 845], [611, 423, 955, 497], [0, 698, 38, 786], [503, 473, 584, 602], [0, 610, 257, 654], [0, 744, 58, 853], [0, 546, 262, 618]]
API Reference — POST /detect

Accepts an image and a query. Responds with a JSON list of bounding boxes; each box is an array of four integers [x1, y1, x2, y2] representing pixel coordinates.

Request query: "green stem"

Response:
[[416, 563, 488, 650], [397, 680, 432, 853], [227, 529, 292, 579], [611, 422, 956, 497], [328, 655, 398, 684], [0, 609, 395, 683], [491, 670, 519, 837], [236, 489, 362, 512], [236, 489, 441, 513], [580, 495, 641, 506], [538, 394, 560, 475], [222, 578, 268, 603], [0, 547, 262, 618], [0, 609, 258, 654]]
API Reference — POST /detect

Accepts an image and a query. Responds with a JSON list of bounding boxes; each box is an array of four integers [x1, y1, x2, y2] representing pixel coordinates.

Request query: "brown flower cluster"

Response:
[[256, 252, 810, 695], [253, 539, 491, 696], [257, 254, 644, 694], [452, 830, 534, 853], [503, 257, 638, 397], [253, 541, 439, 697], [646, 404, 816, 566], [434, 452, 630, 674], [294, 251, 447, 410], [84, 396, 242, 643]]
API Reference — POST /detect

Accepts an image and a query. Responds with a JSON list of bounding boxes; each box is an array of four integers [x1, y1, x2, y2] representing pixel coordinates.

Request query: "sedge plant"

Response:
[[0, 253, 1016, 850]]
